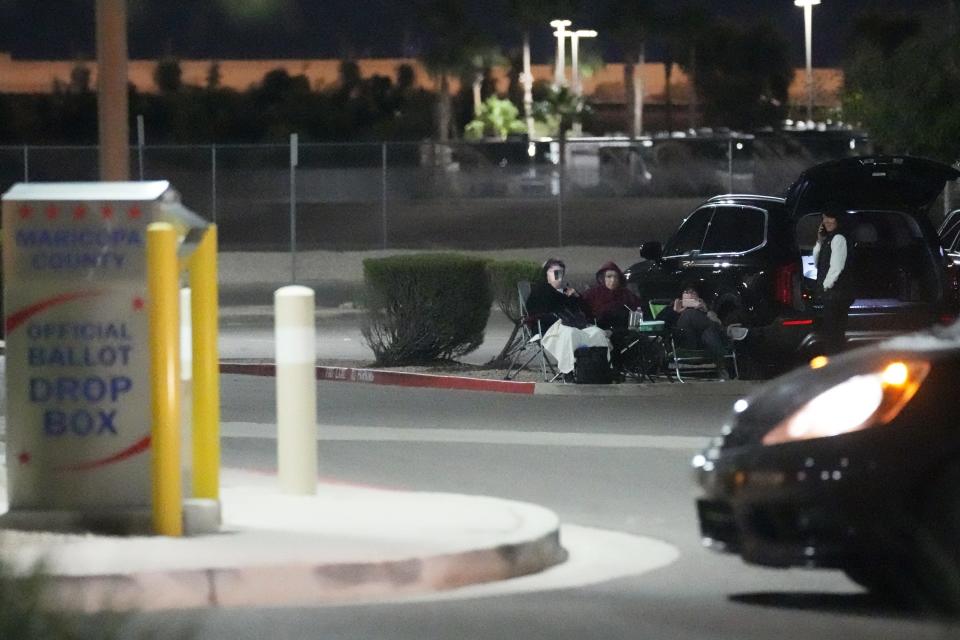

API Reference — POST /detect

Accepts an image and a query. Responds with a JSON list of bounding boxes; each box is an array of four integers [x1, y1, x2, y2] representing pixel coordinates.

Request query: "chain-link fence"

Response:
[[5, 135, 953, 257]]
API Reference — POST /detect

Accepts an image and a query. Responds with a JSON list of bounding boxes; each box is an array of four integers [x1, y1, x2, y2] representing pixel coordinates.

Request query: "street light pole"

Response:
[[550, 19, 572, 88], [96, 0, 130, 180], [794, 0, 821, 126], [570, 29, 597, 96]]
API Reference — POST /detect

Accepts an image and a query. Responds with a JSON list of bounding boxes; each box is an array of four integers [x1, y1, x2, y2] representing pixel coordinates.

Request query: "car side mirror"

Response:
[[639, 241, 663, 261]]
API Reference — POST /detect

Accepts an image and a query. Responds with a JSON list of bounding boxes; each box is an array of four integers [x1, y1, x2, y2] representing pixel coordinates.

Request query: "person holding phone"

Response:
[[525, 258, 590, 329], [526, 258, 609, 379], [656, 281, 730, 377], [812, 205, 852, 354]]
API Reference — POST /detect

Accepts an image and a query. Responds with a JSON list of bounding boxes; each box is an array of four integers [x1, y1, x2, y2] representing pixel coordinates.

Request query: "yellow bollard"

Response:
[[147, 222, 183, 536], [190, 226, 221, 500]]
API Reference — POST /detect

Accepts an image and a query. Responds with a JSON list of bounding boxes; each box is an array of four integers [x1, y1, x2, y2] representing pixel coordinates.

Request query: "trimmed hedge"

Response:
[[361, 253, 492, 365]]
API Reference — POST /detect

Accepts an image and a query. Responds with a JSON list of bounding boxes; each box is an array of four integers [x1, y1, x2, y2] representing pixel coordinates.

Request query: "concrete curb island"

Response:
[[0, 470, 566, 611]]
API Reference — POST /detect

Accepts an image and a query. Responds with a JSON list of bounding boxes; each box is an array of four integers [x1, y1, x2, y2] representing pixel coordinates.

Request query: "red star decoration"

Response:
[[73, 204, 88, 220], [101, 205, 114, 220], [128, 205, 142, 219], [17, 451, 31, 465], [133, 297, 145, 311], [45, 204, 59, 220], [18, 205, 32, 219]]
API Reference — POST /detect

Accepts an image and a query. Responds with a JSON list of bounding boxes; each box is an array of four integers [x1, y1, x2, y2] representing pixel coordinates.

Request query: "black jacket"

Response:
[[526, 282, 590, 330]]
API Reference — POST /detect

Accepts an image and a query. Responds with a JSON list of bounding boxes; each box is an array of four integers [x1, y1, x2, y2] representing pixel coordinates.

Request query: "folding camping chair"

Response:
[[503, 281, 557, 381], [649, 298, 746, 382]]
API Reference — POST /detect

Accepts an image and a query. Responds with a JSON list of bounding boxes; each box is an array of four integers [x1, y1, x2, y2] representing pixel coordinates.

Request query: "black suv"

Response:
[[624, 156, 960, 376]]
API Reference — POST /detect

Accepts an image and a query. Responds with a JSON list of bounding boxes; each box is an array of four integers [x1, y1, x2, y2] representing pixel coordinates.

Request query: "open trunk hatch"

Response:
[[785, 156, 960, 218]]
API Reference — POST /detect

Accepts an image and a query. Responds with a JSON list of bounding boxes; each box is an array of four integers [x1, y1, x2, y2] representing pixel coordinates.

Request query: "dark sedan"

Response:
[[694, 323, 960, 611]]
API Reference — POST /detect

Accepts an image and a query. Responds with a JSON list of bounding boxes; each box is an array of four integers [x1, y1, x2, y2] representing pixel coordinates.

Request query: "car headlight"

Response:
[[761, 360, 930, 446]]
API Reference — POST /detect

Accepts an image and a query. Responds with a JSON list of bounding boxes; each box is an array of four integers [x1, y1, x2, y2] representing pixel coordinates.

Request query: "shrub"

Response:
[[361, 253, 492, 365], [485, 260, 541, 365], [0, 556, 125, 639]]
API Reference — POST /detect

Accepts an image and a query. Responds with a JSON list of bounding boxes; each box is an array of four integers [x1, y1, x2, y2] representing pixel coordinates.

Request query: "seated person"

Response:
[[525, 258, 610, 377], [656, 282, 730, 377], [582, 261, 644, 373], [581, 261, 643, 330], [525, 258, 591, 329]]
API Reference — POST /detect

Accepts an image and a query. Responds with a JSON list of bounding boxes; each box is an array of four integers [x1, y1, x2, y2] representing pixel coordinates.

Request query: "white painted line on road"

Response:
[[223, 422, 709, 451]]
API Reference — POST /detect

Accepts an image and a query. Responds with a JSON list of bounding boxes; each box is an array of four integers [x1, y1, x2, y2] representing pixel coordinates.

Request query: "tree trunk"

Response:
[[625, 49, 645, 138], [664, 61, 674, 133], [624, 60, 636, 138], [687, 46, 698, 130], [473, 72, 483, 118], [522, 31, 535, 139], [635, 47, 645, 137], [438, 73, 451, 142]]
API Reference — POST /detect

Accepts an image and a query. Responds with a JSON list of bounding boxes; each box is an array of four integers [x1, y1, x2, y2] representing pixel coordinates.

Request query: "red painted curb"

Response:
[[219, 362, 536, 395]]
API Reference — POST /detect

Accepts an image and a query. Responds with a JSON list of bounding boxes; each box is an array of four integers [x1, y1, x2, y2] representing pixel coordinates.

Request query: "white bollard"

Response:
[[274, 285, 318, 495]]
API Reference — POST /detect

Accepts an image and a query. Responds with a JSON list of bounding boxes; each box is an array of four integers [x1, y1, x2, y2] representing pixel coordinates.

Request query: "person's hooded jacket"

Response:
[[582, 261, 643, 329]]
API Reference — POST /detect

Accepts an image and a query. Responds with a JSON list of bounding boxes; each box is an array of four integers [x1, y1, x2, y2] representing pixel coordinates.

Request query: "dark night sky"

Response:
[[0, 0, 946, 66]]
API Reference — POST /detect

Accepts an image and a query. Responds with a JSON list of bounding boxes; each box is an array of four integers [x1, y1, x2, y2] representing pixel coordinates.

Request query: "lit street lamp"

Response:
[[570, 29, 597, 96], [794, 0, 821, 125], [550, 19, 572, 87]]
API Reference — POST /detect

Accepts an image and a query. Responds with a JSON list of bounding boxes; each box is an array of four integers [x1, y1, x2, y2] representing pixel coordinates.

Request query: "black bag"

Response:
[[574, 346, 612, 384]]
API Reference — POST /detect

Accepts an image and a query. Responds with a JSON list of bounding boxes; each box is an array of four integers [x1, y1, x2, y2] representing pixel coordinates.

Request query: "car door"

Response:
[[634, 206, 715, 305]]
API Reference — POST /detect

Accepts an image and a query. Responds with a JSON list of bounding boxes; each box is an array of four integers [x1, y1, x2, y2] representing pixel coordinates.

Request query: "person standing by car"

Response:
[[813, 206, 853, 353]]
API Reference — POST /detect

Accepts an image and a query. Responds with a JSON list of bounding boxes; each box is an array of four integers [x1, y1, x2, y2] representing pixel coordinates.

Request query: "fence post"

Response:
[[275, 285, 318, 495], [289, 133, 298, 283], [557, 150, 564, 247], [382, 142, 388, 250], [727, 138, 734, 193]]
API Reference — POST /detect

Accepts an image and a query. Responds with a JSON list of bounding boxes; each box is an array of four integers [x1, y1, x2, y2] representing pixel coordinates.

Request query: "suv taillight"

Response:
[[774, 261, 799, 307]]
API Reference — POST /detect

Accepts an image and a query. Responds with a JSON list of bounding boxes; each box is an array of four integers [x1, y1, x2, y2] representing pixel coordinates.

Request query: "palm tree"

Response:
[[669, 6, 712, 131], [506, 0, 579, 137], [602, 0, 657, 138], [534, 85, 589, 164], [416, 0, 487, 142]]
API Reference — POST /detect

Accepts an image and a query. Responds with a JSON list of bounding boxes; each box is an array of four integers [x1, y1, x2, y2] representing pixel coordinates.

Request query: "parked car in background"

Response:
[[624, 156, 960, 377], [694, 320, 960, 611]]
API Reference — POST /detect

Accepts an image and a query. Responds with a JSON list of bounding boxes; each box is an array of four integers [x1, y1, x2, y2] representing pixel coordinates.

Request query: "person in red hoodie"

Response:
[[582, 261, 645, 375], [582, 261, 643, 330]]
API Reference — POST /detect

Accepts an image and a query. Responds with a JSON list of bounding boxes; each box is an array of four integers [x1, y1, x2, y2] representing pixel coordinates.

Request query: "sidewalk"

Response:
[[0, 468, 565, 612]]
